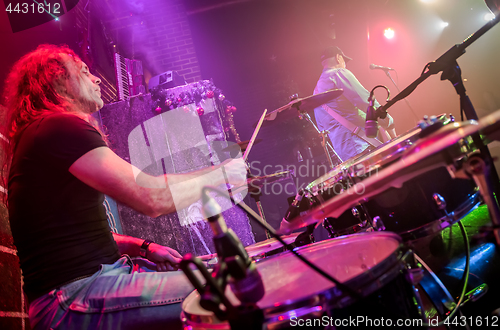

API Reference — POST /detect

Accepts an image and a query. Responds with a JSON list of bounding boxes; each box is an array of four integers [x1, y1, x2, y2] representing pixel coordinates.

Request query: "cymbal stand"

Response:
[[320, 130, 335, 170], [247, 171, 272, 240], [295, 108, 343, 168], [250, 191, 272, 240]]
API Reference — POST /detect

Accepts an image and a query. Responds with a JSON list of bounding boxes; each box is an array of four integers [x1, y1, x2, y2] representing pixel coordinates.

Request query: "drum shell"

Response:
[[314, 180, 368, 237], [360, 166, 477, 236]]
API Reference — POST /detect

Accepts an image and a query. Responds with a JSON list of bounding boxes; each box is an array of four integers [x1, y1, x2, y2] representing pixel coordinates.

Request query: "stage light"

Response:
[[420, 0, 434, 3], [440, 21, 449, 28], [384, 28, 395, 39], [484, 12, 496, 20]]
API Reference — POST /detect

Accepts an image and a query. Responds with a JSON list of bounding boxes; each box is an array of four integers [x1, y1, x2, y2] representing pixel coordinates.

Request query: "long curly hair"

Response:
[[1, 44, 101, 201]]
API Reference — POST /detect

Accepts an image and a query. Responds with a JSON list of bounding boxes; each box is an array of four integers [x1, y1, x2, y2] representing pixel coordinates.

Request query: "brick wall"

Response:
[[92, 0, 202, 94], [0, 198, 30, 329]]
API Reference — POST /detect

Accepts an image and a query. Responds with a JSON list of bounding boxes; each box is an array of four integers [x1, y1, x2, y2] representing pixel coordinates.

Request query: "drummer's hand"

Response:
[[378, 113, 396, 139], [387, 127, 397, 139], [147, 243, 182, 272], [220, 157, 247, 188]]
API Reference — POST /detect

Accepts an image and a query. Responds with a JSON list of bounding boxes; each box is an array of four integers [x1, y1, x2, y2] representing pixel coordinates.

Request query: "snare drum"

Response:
[[244, 233, 300, 260], [197, 233, 300, 266], [182, 232, 427, 329]]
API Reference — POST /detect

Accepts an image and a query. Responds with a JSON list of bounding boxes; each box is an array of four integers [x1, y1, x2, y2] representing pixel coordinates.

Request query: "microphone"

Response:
[[370, 64, 395, 71], [365, 93, 378, 138], [283, 189, 305, 222], [202, 193, 265, 304]]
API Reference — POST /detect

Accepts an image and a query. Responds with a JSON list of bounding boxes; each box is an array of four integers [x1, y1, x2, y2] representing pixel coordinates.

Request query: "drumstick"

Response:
[[243, 109, 267, 161], [197, 253, 217, 261]]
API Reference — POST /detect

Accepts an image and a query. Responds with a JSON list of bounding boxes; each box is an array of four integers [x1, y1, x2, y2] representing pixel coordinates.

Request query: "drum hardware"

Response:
[[321, 204, 374, 238], [459, 283, 489, 307], [247, 176, 271, 240], [464, 155, 500, 246], [401, 255, 430, 323], [433, 193, 447, 210], [372, 216, 386, 231], [258, 90, 345, 167], [413, 253, 458, 319], [246, 169, 296, 240], [450, 152, 500, 247], [262, 89, 344, 123], [299, 111, 342, 168], [289, 92, 343, 168]]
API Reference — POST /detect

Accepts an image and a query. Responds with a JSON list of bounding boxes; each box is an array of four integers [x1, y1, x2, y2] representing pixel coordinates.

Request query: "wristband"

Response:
[[139, 239, 154, 258]]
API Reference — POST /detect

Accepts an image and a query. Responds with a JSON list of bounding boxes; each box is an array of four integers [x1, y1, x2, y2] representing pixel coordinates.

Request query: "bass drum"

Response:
[[182, 232, 437, 329]]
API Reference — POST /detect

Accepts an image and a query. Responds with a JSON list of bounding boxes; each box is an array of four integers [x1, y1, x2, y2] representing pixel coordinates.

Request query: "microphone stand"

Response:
[[383, 70, 420, 123], [180, 190, 265, 330], [374, 14, 500, 120], [371, 14, 500, 242], [180, 254, 265, 330]]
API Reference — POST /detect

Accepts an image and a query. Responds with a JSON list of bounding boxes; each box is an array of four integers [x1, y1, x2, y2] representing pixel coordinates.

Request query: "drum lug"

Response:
[[351, 207, 360, 218], [322, 218, 336, 238], [372, 216, 386, 231], [404, 267, 424, 285], [432, 193, 447, 210]]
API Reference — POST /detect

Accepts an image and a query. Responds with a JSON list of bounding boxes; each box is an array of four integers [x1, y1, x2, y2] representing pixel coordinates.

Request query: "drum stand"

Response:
[[452, 154, 500, 247], [247, 178, 272, 240], [293, 104, 343, 168]]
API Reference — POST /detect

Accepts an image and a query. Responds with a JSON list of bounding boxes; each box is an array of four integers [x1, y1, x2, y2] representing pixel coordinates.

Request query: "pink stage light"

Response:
[[384, 28, 395, 39]]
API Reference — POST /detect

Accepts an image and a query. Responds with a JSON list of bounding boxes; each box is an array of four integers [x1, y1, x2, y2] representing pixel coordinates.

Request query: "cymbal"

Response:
[[278, 108, 500, 235], [264, 89, 344, 122], [221, 139, 263, 153]]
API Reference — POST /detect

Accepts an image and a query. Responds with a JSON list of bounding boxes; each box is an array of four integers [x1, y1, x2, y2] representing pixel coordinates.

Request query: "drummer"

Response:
[[313, 45, 397, 161]]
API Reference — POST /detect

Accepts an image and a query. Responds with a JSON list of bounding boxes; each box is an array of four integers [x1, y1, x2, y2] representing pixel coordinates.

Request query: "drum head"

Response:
[[254, 232, 401, 308], [182, 232, 402, 326]]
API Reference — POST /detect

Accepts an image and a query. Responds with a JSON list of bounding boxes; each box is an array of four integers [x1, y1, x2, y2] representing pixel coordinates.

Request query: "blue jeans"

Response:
[[28, 256, 196, 330]]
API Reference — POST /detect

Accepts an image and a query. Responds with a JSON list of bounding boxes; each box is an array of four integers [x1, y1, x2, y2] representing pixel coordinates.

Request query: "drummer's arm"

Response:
[[378, 109, 396, 138], [386, 127, 397, 139]]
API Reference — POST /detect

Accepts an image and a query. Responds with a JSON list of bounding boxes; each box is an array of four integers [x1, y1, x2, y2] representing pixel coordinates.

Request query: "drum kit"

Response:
[[181, 105, 500, 330], [179, 2, 500, 328]]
